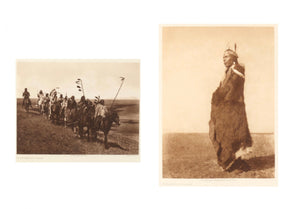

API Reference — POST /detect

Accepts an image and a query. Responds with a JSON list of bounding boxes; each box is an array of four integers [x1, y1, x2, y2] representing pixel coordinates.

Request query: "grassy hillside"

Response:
[[17, 99, 139, 154], [163, 133, 275, 178]]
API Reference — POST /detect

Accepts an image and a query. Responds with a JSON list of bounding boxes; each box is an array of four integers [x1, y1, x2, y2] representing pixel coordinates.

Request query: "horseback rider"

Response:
[[49, 90, 58, 117], [36, 90, 44, 112], [58, 94, 64, 104], [22, 88, 33, 108], [37, 90, 44, 103], [78, 96, 87, 110], [51, 91, 58, 103], [61, 96, 68, 125], [43, 93, 50, 105], [67, 96, 77, 110], [66, 96, 77, 132], [94, 98, 108, 129], [41, 93, 50, 115], [61, 96, 68, 111]]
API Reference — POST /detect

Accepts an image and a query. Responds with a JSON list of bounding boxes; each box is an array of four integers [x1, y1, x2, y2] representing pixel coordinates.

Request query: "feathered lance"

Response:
[[110, 77, 125, 109], [75, 78, 85, 97]]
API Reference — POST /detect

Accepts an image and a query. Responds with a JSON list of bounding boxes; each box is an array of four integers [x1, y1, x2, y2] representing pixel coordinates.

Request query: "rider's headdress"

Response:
[[94, 96, 101, 104], [224, 43, 238, 58]]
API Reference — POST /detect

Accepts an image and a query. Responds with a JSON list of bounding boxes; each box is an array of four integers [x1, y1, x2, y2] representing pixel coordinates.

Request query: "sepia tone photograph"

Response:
[[160, 25, 277, 185], [16, 60, 139, 162]]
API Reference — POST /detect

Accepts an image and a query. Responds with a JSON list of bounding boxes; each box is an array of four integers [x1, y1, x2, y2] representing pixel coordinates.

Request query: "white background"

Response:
[[0, 0, 299, 208]]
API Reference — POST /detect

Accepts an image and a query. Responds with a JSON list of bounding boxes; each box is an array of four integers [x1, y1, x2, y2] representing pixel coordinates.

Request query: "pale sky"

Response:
[[162, 26, 275, 133], [16, 60, 140, 100]]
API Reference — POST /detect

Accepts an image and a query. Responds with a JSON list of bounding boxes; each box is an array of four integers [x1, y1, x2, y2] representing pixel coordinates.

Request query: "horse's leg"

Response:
[[92, 120, 97, 142], [78, 123, 83, 138], [64, 117, 67, 128], [93, 125, 98, 142], [87, 125, 90, 142], [77, 115, 81, 137], [104, 132, 108, 149], [73, 125, 78, 137]]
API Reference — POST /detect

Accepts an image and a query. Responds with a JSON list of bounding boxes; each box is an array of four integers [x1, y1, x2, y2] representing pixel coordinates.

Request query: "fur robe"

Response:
[[209, 63, 252, 170]]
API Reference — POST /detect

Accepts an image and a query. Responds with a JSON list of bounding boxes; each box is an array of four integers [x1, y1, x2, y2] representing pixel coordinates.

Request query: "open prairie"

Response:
[[17, 99, 139, 155], [163, 133, 275, 178]]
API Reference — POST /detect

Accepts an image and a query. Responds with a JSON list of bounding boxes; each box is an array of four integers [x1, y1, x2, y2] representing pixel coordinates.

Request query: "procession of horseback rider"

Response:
[[21, 77, 124, 148], [22, 89, 114, 128]]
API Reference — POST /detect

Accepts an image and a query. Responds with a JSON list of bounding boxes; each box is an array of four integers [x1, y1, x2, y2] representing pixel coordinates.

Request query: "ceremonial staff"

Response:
[[110, 77, 125, 109], [76, 78, 85, 97]]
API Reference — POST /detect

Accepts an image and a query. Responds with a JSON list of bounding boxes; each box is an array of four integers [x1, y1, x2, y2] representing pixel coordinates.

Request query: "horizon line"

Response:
[[16, 97, 139, 100], [163, 132, 275, 135]]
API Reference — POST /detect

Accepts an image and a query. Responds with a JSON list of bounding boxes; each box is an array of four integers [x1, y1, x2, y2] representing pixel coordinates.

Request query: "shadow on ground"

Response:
[[107, 142, 129, 151], [245, 155, 275, 171]]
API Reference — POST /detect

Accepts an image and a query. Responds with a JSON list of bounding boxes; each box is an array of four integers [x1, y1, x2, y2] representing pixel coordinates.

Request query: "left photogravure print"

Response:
[[16, 60, 140, 162]]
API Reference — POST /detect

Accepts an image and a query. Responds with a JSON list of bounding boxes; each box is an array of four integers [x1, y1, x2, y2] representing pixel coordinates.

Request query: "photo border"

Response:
[[159, 24, 278, 186], [16, 59, 140, 162]]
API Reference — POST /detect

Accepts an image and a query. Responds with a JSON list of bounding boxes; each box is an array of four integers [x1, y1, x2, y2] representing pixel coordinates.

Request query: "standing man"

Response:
[[209, 47, 252, 172]]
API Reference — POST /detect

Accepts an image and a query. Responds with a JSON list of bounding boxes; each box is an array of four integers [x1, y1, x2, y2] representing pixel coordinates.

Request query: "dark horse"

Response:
[[42, 102, 50, 119], [65, 107, 78, 134], [95, 110, 120, 149], [50, 102, 61, 124], [77, 102, 95, 140], [23, 98, 30, 112]]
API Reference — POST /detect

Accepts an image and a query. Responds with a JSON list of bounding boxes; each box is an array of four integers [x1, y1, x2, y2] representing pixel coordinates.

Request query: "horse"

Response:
[[60, 106, 67, 126], [23, 98, 30, 112], [37, 97, 44, 113], [65, 106, 78, 134], [77, 102, 95, 141], [94, 109, 120, 149], [41, 101, 50, 119], [50, 101, 61, 124]]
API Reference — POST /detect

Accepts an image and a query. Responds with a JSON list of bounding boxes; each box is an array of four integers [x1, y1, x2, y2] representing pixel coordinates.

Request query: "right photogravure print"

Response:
[[160, 25, 277, 186]]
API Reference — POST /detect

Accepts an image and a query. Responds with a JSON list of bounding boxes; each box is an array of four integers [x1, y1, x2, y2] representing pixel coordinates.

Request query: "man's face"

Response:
[[223, 52, 234, 68]]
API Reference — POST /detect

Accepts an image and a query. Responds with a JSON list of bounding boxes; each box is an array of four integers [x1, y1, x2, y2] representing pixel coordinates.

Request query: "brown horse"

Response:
[[77, 102, 95, 140], [95, 109, 120, 149], [23, 98, 30, 112], [42, 102, 50, 119], [50, 102, 61, 124], [65, 107, 78, 134]]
